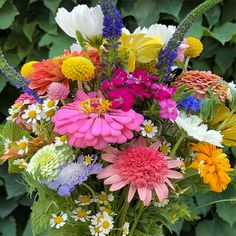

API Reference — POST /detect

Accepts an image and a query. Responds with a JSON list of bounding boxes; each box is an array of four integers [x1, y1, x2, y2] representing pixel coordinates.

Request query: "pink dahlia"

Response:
[[52, 90, 144, 150], [47, 82, 70, 100], [97, 137, 183, 206]]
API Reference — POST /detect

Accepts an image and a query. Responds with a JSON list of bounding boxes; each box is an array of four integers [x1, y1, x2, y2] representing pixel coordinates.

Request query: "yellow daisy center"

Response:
[[160, 145, 169, 155], [77, 210, 86, 218], [19, 142, 27, 150], [144, 124, 153, 133], [80, 195, 90, 203], [15, 102, 23, 109], [102, 208, 112, 215], [80, 98, 111, 114], [47, 100, 55, 108], [28, 110, 36, 119], [54, 216, 63, 224], [95, 226, 101, 233], [85, 155, 92, 165], [19, 161, 27, 169], [99, 194, 108, 202], [60, 135, 67, 142], [45, 109, 55, 117], [61, 56, 95, 81], [102, 221, 110, 229]]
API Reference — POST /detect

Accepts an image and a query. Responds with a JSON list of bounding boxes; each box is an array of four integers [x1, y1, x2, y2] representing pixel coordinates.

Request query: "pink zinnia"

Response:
[[97, 137, 183, 206], [159, 99, 178, 120], [47, 82, 70, 100], [52, 90, 144, 150]]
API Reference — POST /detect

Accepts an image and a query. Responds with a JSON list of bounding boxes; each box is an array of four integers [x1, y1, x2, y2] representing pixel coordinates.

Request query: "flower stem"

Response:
[[184, 56, 190, 71], [117, 197, 130, 236], [82, 183, 96, 199], [169, 132, 185, 158], [129, 202, 145, 236]]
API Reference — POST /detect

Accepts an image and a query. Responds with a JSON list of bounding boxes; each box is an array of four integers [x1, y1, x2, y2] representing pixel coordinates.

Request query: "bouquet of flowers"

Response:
[[0, 0, 235, 235]]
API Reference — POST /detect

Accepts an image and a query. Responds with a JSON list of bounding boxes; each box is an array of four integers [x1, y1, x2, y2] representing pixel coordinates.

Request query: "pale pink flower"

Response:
[[15, 93, 36, 105], [47, 82, 70, 100], [159, 99, 178, 120], [97, 137, 183, 206], [176, 40, 189, 62], [52, 90, 144, 150]]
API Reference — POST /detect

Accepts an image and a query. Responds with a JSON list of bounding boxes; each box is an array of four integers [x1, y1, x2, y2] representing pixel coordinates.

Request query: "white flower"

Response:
[[42, 99, 58, 111], [7, 102, 23, 122], [89, 225, 103, 236], [55, 5, 104, 40], [141, 120, 158, 138], [159, 140, 171, 155], [227, 81, 236, 101], [70, 43, 82, 53], [84, 154, 93, 165], [16, 136, 29, 156], [54, 135, 68, 146], [75, 194, 93, 206], [122, 222, 130, 236], [3, 138, 11, 154], [71, 207, 91, 222], [175, 112, 223, 147], [96, 191, 114, 205], [154, 199, 169, 207], [13, 159, 28, 170], [50, 212, 67, 229], [98, 214, 114, 235], [22, 104, 41, 123]]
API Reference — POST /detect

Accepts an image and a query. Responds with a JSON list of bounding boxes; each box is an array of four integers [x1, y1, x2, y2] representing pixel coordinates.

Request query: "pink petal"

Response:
[[104, 174, 122, 185], [109, 114, 133, 124], [101, 119, 111, 136], [79, 118, 95, 133], [110, 181, 127, 191], [167, 170, 183, 179], [76, 90, 90, 100], [144, 189, 152, 206], [122, 128, 134, 139], [138, 187, 147, 201], [136, 137, 146, 147], [110, 129, 121, 136], [165, 178, 175, 190], [101, 154, 117, 163], [150, 140, 161, 149], [128, 185, 136, 202], [97, 165, 118, 179], [93, 139, 107, 150], [108, 121, 124, 130], [91, 118, 102, 136], [155, 184, 168, 202], [104, 146, 120, 155], [167, 160, 183, 168], [117, 134, 127, 144]]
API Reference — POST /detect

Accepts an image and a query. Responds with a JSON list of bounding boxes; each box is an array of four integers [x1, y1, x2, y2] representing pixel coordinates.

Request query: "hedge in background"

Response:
[[0, 0, 235, 235]]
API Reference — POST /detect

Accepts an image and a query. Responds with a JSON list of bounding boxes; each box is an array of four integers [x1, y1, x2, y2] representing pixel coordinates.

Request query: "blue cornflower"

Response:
[[178, 95, 201, 112], [43, 155, 102, 196]]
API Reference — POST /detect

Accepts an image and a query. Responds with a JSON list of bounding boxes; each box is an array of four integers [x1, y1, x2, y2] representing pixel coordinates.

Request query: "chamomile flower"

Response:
[[54, 135, 68, 146], [141, 120, 158, 138], [7, 102, 23, 122], [71, 207, 91, 222], [75, 194, 93, 206], [89, 225, 103, 236], [99, 207, 114, 216], [154, 199, 169, 207], [99, 214, 114, 235], [96, 191, 114, 205], [122, 222, 130, 236], [3, 138, 11, 154], [159, 140, 171, 155], [50, 212, 67, 229], [84, 154, 93, 165], [42, 99, 59, 111], [22, 104, 41, 123], [13, 159, 28, 170], [16, 136, 29, 156]]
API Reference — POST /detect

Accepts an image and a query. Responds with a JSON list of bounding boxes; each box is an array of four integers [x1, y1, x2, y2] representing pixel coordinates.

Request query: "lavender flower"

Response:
[[43, 155, 102, 196], [178, 95, 200, 112]]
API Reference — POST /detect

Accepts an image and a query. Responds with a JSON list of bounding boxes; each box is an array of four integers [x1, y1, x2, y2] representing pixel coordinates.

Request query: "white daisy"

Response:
[[6, 102, 23, 122], [175, 112, 223, 147], [99, 207, 115, 216], [98, 214, 114, 235], [42, 99, 58, 111], [89, 225, 103, 236], [96, 191, 114, 205], [227, 81, 236, 101], [13, 159, 28, 170], [3, 138, 12, 154], [16, 136, 29, 156], [122, 222, 130, 236], [54, 135, 68, 146], [159, 140, 171, 155], [22, 104, 41, 123], [141, 120, 158, 138], [154, 199, 169, 207], [71, 207, 91, 222], [75, 194, 93, 206], [84, 154, 93, 165], [50, 212, 67, 229]]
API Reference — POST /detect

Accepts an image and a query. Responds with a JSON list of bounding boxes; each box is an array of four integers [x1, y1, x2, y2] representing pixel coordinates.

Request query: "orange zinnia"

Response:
[[190, 142, 233, 192]]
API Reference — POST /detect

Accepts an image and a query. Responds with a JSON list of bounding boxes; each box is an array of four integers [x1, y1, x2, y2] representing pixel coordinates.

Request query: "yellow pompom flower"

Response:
[[61, 56, 95, 81], [184, 37, 203, 58], [190, 142, 233, 192], [20, 61, 38, 79]]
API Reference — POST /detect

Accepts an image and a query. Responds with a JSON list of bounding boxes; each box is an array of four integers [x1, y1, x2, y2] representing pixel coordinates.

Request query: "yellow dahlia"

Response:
[[119, 33, 163, 72], [190, 142, 233, 192], [184, 37, 203, 58], [20, 61, 38, 79], [61, 56, 95, 81]]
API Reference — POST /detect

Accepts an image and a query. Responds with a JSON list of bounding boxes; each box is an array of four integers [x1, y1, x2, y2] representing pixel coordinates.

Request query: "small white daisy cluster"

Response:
[[159, 140, 171, 156], [13, 159, 28, 170], [141, 120, 158, 138], [54, 135, 68, 146], [50, 212, 68, 229]]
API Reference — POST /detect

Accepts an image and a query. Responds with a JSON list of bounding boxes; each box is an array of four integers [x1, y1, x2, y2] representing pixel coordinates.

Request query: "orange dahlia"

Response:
[[173, 70, 228, 102], [190, 142, 233, 192]]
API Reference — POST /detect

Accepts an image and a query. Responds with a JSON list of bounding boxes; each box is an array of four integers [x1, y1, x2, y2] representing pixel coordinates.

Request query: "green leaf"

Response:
[[23, 22, 38, 41], [216, 202, 236, 226], [43, 0, 62, 14], [0, 216, 16, 236], [0, 198, 18, 218], [204, 5, 221, 29], [211, 22, 236, 45], [0, 74, 7, 93], [0, 0, 6, 8], [2, 121, 29, 141], [38, 20, 57, 35], [0, 1, 19, 30], [186, 24, 205, 39]]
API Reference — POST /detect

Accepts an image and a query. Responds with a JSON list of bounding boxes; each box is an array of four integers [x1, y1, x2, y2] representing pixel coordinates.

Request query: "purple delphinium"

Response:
[[178, 95, 200, 112], [43, 155, 102, 196]]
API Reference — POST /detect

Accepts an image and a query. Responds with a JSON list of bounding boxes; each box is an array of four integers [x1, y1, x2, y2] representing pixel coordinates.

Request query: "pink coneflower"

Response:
[[52, 90, 144, 150], [159, 99, 178, 120], [47, 82, 70, 100], [97, 137, 183, 206]]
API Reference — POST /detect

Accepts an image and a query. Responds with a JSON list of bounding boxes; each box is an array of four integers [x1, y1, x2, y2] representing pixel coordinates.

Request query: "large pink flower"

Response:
[[97, 138, 183, 206], [52, 90, 144, 150]]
